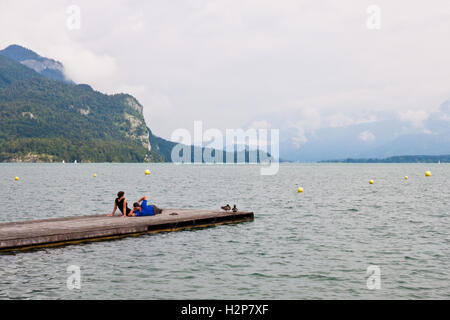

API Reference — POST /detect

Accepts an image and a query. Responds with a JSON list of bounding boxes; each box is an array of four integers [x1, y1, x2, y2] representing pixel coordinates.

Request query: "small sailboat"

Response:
[[74, 160, 77, 164], [62, 160, 65, 163]]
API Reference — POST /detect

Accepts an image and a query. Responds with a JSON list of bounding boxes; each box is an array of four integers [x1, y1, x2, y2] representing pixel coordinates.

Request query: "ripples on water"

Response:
[[0, 163, 449, 299]]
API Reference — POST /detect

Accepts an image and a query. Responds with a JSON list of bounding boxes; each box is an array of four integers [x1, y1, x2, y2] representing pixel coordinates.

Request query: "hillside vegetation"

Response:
[[0, 54, 162, 162]]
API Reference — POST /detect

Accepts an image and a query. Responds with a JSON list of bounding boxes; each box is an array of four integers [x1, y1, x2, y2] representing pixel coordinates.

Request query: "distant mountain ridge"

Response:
[[0, 44, 72, 83], [265, 100, 450, 162]]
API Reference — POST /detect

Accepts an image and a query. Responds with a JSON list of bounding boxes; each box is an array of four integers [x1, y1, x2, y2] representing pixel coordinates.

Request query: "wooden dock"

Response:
[[0, 209, 254, 252]]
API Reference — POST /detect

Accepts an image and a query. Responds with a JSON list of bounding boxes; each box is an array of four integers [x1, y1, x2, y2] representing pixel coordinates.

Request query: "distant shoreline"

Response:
[[2, 154, 450, 164], [319, 154, 450, 163]]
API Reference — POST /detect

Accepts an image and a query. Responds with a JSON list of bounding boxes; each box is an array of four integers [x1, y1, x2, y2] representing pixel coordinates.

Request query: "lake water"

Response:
[[0, 163, 449, 299]]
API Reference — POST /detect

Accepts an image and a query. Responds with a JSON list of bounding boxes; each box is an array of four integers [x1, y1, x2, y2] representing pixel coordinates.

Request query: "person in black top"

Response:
[[108, 191, 131, 217]]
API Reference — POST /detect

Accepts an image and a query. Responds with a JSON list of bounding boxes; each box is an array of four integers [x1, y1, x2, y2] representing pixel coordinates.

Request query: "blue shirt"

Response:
[[133, 200, 154, 216]]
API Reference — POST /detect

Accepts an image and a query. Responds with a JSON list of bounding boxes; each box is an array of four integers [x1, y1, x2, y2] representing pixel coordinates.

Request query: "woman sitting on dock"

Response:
[[108, 191, 132, 217], [129, 196, 162, 216]]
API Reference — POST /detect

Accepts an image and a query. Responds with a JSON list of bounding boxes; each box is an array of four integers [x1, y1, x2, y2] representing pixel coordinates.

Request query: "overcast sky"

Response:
[[1, 0, 450, 140]]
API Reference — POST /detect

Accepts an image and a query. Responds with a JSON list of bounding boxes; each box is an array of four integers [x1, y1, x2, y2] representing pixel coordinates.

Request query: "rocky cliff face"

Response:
[[21, 58, 62, 72], [123, 96, 152, 151]]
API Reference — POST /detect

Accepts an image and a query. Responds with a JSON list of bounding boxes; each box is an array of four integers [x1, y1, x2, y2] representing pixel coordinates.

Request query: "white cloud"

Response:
[[248, 120, 271, 129], [142, 91, 174, 127], [398, 110, 430, 128], [1, 0, 450, 139], [327, 113, 377, 128], [288, 108, 322, 147], [51, 46, 119, 92], [438, 114, 450, 122], [358, 130, 375, 142]]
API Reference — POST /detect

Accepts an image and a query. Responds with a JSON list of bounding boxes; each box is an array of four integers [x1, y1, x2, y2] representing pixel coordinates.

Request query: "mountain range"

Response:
[[254, 102, 450, 162], [1, 44, 449, 163], [0, 44, 271, 163]]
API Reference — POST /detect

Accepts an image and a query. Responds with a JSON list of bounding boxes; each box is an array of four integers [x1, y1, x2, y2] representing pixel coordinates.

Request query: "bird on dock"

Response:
[[221, 204, 231, 211], [232, 205, 238, 213]]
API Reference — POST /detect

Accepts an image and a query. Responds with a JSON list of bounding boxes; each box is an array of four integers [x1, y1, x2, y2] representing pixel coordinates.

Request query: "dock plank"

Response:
[[0, 209, 254, 252]]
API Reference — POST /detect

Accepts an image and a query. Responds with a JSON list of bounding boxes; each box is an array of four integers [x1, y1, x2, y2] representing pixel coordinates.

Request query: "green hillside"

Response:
[[0, 54, 162, 162]]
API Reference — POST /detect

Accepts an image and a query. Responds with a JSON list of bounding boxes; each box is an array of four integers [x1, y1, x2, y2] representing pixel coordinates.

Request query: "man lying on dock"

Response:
[[129, 196, 163, 216]]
